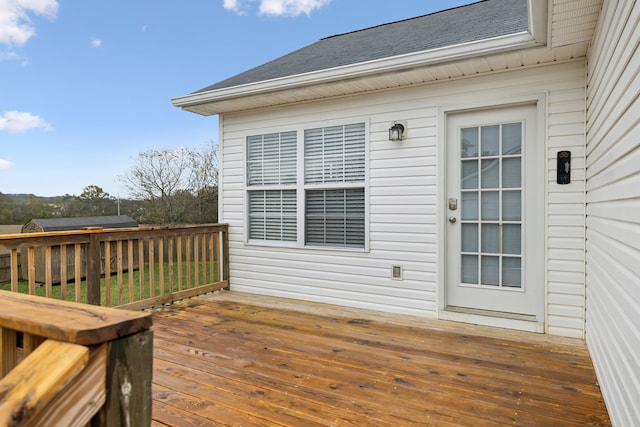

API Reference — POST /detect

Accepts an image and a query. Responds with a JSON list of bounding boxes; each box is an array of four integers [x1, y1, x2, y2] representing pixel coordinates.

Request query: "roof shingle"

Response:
[[195, 0, 528, 93]]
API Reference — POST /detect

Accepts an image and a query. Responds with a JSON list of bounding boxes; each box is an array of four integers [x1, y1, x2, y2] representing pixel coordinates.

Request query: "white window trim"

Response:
[[244, 119, 370, 252]]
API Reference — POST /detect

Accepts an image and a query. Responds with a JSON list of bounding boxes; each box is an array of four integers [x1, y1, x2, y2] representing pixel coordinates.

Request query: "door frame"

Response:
[[437, 95, 547, 333]]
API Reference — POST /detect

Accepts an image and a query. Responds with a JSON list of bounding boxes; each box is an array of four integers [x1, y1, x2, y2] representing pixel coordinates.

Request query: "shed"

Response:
[[172, 0, 640, 424], [21, 215, 139, 284], [21, 215, 138, 233]]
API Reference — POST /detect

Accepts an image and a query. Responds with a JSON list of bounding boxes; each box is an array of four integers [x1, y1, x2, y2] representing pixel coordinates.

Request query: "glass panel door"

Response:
[[460, 123, 523, 289], [446, 104, 542, 320]]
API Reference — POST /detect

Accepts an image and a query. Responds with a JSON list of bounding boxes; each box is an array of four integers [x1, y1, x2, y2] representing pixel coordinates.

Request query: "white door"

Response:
[[446, 105, 543, 319]]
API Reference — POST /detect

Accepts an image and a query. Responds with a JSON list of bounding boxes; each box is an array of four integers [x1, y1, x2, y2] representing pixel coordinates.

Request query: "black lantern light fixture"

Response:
[[388, 122, 406, 141]]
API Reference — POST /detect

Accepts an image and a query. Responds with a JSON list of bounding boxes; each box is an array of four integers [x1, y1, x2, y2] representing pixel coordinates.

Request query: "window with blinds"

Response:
[[305, 188, 365, 247], [304, 123, 366, 184], [248, 190, 297, 241], [247, 131, 297, 186], [245, 123, 366, 248], [247, 131, 297, 242], [304, 123, 366, 248]]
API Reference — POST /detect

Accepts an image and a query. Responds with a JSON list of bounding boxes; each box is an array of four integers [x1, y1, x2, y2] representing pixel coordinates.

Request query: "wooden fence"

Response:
[[0, 224, 229, 310], [0, 290, 153, 426], [0, 252, 16, 283]]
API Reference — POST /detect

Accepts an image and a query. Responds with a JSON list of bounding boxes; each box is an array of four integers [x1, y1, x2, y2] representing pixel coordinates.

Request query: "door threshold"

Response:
[[441, 306, 544, 333], [446, 306, 536, 321]]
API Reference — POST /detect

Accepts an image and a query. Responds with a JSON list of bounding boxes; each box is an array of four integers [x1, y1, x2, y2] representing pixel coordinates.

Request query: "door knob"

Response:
[[448, 216, 457, 223]]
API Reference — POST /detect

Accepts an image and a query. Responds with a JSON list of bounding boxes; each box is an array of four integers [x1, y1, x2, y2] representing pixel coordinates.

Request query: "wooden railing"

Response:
[[0, 290, 153, 426], [0, 224, 229, 310]]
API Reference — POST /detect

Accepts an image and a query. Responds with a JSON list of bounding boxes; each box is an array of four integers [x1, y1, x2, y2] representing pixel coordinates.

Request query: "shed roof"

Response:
[[194, 0, 528, 94], [22, 215, 138, 233]]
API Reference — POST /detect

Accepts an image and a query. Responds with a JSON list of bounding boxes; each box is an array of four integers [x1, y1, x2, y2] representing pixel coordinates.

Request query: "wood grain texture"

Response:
[[30, 344, 107, 427], [151, 293, 611, 426], [0, 339, 89, 426], [0, 290, 151, 345], [0, 328, 17, 378], [95, 329, 154, 427]]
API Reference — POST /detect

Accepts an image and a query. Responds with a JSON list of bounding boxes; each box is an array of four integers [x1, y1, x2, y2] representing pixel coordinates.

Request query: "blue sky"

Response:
[[1, 0, 471, 197]]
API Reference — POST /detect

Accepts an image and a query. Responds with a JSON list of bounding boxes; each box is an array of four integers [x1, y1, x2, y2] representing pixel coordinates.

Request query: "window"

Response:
[[247, 131, 297, 242], [246, 122, 366, 248], [304, 123, 366, 247], [305, 188, 365, 247]]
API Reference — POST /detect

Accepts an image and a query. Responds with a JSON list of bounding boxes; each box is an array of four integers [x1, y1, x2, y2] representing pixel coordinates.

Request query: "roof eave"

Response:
[[172, 31, 541, 116]]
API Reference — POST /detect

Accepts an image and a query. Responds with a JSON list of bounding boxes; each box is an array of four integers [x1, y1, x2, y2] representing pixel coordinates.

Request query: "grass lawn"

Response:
[[0, 261, 218, 307]]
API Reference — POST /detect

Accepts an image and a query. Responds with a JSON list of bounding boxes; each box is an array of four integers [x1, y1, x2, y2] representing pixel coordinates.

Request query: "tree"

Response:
[[121, 142, 219, 224], [187, 140, 219, 223], [0, 193, 14, 224], [71, 185, 116, 217]]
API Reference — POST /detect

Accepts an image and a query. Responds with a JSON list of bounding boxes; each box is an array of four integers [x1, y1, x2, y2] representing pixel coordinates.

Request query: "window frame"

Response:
[[244, 120, 369, 251]]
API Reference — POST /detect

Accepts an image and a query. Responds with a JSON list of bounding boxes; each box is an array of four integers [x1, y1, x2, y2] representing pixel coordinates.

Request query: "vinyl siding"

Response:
[[220, 61, 586, 334], [546, 84, 587, 337], [585, 0, 640, 424]]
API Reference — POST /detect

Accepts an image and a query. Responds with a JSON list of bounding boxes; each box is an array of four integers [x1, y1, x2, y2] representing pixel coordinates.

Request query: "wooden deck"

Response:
[[151, 292, 610, 426]]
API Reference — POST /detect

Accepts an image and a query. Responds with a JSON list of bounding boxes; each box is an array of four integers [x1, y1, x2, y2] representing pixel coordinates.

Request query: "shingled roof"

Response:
[[195, 0, 528, 94]]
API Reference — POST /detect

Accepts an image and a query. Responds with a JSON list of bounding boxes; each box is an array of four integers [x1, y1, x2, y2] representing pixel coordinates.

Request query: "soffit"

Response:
[[550, 0, 603, 47], [181, 43, 587, 116]]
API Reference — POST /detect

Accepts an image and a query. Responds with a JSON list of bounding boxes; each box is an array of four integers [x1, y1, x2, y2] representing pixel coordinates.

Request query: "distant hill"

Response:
[[3, 193, 63, 201]]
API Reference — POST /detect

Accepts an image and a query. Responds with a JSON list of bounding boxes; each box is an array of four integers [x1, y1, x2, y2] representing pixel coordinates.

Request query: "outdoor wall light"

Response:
[[389, 122, 406, 141]]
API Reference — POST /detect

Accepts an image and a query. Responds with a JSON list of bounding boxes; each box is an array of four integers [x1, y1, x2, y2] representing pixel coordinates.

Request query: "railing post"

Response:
[[93, 329, 153, 427], [87, 233, 102, 306], [222, 227, 230, 286]]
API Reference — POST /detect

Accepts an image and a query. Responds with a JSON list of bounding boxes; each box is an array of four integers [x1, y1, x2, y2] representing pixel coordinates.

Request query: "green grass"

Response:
[[0, 260, 219, 307]]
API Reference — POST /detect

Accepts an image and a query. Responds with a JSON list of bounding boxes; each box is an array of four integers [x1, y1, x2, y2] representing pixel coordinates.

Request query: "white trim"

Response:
[[528, 0, 549, 45], [437, 94, 547, 330], [241, 119, 371, 252], [540, 92, 550, 334], [218, 115, 225, 223], [172, 32, 540, 113], [439, 309, 544, 333]]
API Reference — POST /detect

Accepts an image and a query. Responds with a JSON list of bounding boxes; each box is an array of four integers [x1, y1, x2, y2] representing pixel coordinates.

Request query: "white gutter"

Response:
[[528, 0, 548, 45], [172, 31, 541, 113]]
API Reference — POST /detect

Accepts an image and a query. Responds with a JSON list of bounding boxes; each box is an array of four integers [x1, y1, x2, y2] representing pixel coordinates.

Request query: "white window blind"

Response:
[[304, 122, 366, 248], [305, 189, 365, 247], [247, 131, 297, 186], [247, 131, 297, 242], [248, 190, 297, 241], [305, 123, 365, 184]]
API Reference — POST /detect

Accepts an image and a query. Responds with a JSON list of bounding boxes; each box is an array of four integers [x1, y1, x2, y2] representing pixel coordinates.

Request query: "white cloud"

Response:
[[0, 158, 14, 169], [259, 0, 330, 16], [0, 0, 59, 47], [223, 0, 240, 11], [223, 0, 252, 15], [91, 38, 102, 48], [223, 0, 330, 17], [0, 110, 52, 133]]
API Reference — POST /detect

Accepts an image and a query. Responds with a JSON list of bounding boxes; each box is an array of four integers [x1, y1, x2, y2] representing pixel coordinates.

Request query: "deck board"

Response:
[[151, 292, 610, 426]]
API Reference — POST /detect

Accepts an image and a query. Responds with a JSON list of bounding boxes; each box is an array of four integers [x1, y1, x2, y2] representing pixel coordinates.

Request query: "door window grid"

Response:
[[460, 123, 523, 289]]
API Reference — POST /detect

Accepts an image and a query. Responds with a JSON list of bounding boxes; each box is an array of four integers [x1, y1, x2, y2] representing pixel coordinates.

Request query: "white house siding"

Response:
[[220, 60, 586, 336], [585, 0, 640, 425]]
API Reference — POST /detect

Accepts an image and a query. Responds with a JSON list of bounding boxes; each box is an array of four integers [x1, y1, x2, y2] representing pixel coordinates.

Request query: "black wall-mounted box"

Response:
[[557, 150, 571, 184]]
